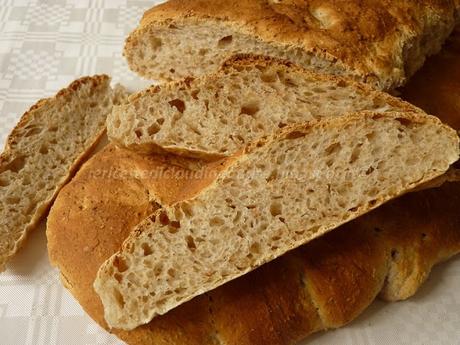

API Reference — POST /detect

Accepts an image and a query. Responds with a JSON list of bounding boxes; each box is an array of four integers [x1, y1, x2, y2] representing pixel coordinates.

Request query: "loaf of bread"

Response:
[[108, 55, 421, 159], [0, 75, 127, 272], [402, 25, 460, 130], [47, 144, 460, 345], [401, 24, 460, 184], [124, 0, 459, 89], [95, 111, 459, 330]]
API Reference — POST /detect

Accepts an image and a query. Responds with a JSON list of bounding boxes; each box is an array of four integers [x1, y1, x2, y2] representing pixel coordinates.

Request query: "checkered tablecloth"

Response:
[[1, 1, 460, 345]]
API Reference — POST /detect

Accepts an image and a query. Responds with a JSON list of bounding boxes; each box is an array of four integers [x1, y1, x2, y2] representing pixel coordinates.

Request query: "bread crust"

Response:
[[0, 75, 115, 271], [47, 143, 460, 345], [126, 0, 459, 89]]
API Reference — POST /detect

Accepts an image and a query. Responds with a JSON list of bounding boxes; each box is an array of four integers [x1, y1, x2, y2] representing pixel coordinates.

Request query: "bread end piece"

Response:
[[0, 75, 124, 272]]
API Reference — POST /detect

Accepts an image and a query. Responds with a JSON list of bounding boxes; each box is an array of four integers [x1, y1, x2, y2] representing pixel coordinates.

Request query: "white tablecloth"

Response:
[[0, 1, 459, 344]]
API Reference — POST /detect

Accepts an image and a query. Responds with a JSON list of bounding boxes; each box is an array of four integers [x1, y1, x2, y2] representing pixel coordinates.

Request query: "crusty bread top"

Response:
[[47, 143, 460, 345], [128, 0, 459, 89]]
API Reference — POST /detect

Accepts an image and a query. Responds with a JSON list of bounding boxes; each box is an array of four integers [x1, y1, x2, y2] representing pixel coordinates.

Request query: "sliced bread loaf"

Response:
[[124, 0, 459, 89], [95, 111, 460, 330], [108, 55, 420, 160], [47, 144, 460, 345], [0, 75, 127, 272]]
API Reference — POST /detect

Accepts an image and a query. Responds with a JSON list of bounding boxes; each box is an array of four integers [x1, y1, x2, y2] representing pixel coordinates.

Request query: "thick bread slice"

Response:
[[124, 0, 459, 89], [0, 75, 127, 272], [95, 111, 460, 330], [47, 144, 460, 345], [108, 55, 421, 160]]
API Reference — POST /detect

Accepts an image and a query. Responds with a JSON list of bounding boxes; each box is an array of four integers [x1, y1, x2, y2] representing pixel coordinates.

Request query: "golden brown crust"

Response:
[[376, 184, 460, 301], [130, 0, 458, 89], [401, 25, 460, 129], [47, 143, 460, 345], [211, 254, 324, 345]]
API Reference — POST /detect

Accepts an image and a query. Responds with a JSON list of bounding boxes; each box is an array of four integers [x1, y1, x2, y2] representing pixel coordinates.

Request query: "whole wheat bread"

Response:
[[0, 75, 127, 272], [124, 0, 459, 89], [95, 111, 459, 330], [47, 144, 460, 345], [108, 55, 420, 160]]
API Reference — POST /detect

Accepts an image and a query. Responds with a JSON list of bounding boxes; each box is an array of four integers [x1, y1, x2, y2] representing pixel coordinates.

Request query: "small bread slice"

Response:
[[0, 75, 127, 272], [108, 55, 420, 160], [95, 111, 460, 330], [124, 0, 459, 89]]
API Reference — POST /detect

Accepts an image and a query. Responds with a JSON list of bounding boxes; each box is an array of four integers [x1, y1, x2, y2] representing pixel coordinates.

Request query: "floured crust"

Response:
[[47, 143, 460, 345], [126, 0, 459, 89]]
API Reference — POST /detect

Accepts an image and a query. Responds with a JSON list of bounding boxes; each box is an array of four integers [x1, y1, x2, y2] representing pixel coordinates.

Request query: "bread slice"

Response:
[[95, 111, 460, 330], [124, 0, 459, 89], [47, 144, 460, 345], [0, 75, 127, 272], [108, 55, 420, 160]]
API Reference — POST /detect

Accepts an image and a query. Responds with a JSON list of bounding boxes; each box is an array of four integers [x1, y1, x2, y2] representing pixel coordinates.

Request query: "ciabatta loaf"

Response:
[[124, 0, 459, 89], [95, 111, 459, 330], [108, 55, 420, 160], [0, 75, 127, 272]]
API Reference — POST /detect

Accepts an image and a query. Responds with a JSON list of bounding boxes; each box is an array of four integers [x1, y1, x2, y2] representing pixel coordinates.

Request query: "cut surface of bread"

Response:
[[108, 55, 420, 160], [95, 111, 459, 330], [47, 145, 460, 345], [124, 0, 459, 89], [0, 75, 127, 272]]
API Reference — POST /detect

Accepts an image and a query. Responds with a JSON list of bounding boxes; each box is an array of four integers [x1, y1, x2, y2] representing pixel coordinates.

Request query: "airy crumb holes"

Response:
[[168, 99, 186, 113], [186, 236, 197, 251], [2, 156, 26, 174], [141, 243, 153, 256], [217, 35, 233, 48], [240, 101, 260, 116], [113, 256, 129, 273]]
